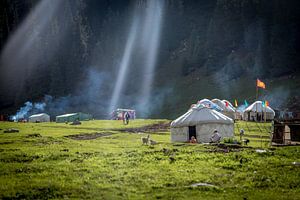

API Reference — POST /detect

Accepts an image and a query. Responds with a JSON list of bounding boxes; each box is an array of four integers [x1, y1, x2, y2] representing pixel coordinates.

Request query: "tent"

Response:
[[197, 99, 223, 112], [243, 101, 275, 121], [111, 109, 136, 120], [211, 99, 235, 120], [170, 105, 234, 143], [28, 113, 50, 122], [56, 112, 93, 123]]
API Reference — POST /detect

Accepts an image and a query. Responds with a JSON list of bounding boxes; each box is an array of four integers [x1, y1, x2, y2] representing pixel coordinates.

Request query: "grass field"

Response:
[[0, 120, 300, 199]]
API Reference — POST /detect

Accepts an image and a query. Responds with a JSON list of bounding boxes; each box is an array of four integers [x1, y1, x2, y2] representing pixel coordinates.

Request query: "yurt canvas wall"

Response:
[[171, 106, 234, 143]]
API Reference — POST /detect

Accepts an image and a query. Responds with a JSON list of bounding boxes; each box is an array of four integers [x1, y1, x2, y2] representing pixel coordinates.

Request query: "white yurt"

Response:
[[198, 99, 223, 112], [170, 105, 234, 143], [28, 113, 50, 122], [211, 99, 235, 120], [243, 101, 275, 121]]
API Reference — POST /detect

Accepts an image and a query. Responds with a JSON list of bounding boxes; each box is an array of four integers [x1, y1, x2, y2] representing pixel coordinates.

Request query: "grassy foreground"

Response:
[[0, 120, 299, 199]]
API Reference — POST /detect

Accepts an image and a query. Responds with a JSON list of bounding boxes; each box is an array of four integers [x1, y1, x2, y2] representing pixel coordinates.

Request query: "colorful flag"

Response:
[[234, 99, 238, 107], [257, 79, 266, 89], [244, 100, 248, 107], [265, 100, 269, 107]]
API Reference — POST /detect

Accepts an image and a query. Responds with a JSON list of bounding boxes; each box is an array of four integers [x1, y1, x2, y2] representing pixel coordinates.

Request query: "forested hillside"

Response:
[[0, 0, 299, 119]]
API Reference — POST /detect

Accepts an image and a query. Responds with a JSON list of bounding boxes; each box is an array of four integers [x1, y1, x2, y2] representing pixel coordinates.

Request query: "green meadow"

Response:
[[0, 120, 299, 199]]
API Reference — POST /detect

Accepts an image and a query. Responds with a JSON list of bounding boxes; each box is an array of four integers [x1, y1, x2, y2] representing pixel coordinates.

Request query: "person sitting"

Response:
[[210, 129, 221, 143], [189, 136, 197, 143]]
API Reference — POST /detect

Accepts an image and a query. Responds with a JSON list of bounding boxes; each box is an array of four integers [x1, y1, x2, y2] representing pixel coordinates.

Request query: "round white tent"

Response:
[[243, 101, 275, 121], [170, 106, 234, 143], [28, 113, 50, 122], [211, 99, 235, 120], [198, 99, 223, 112]]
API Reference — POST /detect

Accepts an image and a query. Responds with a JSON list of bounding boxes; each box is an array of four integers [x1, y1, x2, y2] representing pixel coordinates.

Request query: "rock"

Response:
[[292, 162, 300, 166], [255, 149, 267, 153], [190, 182, 216, 187]]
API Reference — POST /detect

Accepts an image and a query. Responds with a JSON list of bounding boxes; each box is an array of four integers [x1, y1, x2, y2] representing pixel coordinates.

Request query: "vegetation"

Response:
[[0, 120, 299, 199]]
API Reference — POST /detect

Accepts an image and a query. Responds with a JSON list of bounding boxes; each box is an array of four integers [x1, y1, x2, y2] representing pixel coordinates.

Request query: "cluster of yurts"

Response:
[[170, 98, 275, 143]]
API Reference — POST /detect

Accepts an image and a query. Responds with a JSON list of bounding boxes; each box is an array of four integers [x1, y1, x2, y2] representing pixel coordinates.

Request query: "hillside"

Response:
[[0, 0, 299, 119]]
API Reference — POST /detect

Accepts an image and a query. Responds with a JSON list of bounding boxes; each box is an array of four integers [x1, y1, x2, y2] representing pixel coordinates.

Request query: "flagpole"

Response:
[[256, 79, 258, 122]]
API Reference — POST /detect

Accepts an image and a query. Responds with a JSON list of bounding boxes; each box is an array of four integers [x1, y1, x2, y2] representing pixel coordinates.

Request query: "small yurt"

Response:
[[170, 105, 234, 143], [211, 99, 235, 120], [243, 101, 275, 121], [28, 113, 50, 122]]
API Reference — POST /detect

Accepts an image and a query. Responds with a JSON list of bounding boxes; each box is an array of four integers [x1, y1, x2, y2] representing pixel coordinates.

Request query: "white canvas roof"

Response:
[[29, 113, 49, 118], [171, 106, 233, 128], [56, 113, 78, 117], [198, 99, 223, 112], [244, 101, 275, 114], [211, 99, 235, 112]]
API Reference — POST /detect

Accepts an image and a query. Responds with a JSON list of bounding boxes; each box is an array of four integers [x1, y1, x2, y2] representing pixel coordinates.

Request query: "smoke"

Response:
[[262, 87, 290, 110], [236, 104, 248, 112], [11, 101, 46, 121]]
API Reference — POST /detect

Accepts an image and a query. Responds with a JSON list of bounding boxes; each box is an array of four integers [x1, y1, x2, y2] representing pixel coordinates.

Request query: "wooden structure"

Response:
[[272, 110, 300, 145]]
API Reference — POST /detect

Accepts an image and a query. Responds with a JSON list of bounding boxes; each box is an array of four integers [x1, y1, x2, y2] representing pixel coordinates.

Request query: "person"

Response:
[[239, 129, 245, 142], [190, 136, 197, 143], [210, 129, 221, 143], [124, 112, 130, 125]]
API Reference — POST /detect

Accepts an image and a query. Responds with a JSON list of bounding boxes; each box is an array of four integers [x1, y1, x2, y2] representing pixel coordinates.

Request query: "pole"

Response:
[[256, 83, 258, 122]]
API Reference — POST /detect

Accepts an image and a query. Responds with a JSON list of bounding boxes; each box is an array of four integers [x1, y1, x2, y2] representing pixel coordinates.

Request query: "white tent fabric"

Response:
[[198, 99, 223, 112], [28, 113, 50, 122], [243, 101, 275, 121], [211, 99, 235, 119], [171, 106, 234, 143], [222, 100, 236, 111]]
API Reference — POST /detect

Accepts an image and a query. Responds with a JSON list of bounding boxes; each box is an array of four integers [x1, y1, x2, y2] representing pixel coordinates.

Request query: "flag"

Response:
[[225, 101, 229, 107], [234, 99, 238, 107], [265, 100, 269, 107], [257, 79, 266, 89], [262, 101, 265, 107], [244, 100, 248, 107]]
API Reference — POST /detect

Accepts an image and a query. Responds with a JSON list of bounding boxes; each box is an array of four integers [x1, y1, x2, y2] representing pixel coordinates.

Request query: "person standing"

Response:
[[124, 112, 130, 125]]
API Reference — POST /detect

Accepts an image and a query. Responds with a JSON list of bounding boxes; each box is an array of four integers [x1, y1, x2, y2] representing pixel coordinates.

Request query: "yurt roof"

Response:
[[171, 106, 233, 128], [211, 99, 235, 112], [244, 101, 275, 114], [198, 99, 223, 112]]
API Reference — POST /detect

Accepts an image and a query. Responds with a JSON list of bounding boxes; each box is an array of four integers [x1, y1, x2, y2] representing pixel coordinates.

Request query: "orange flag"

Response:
[[265, 100, 269, 107], [257, 79, 266, 89]]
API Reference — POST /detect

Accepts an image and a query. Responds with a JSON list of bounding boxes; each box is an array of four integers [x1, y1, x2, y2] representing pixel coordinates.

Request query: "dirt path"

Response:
[[117, 122, 170, 133]]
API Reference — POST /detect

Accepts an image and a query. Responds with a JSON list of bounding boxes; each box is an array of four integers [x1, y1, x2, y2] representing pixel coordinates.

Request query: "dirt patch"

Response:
[[118, 122, 170, 133], [65, 132, 114, 140]]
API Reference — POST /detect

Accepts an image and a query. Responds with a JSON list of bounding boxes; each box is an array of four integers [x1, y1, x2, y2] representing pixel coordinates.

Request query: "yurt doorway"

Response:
[[188, 126, 197, 140]]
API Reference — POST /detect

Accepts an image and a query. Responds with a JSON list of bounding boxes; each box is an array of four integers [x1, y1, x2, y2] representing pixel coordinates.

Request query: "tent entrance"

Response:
[[188, 126, 197, 140]]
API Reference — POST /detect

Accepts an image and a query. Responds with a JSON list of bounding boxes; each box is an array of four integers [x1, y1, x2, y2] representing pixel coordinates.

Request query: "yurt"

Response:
[[198, 99, 223, 112], [243, 101, 275, 121], [170, 105, 234, 143], [211, 99, 235, 120], [28, 113, 50, 122]]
